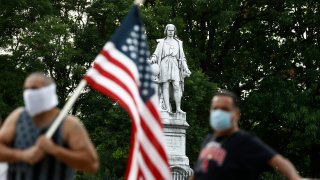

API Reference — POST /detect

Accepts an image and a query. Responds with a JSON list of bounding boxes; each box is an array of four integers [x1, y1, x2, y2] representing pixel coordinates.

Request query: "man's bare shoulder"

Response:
[[0, 107, 24, 144], [62, 115, 93, 151], [62, 115, 86, 136], [2, 107, 24, 126]]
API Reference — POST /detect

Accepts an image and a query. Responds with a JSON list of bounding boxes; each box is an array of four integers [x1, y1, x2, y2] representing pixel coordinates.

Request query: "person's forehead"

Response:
[[211, 95, 233, 106], [167, 26, 175, 31], [24, 75, 45, 88]]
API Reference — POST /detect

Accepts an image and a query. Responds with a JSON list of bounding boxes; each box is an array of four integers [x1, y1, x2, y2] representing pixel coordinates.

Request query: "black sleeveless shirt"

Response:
[[8, 110, 74, 180]]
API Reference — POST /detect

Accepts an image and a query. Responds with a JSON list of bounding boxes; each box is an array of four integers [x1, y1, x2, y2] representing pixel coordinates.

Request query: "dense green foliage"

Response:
[[0, 0, 319, 178]]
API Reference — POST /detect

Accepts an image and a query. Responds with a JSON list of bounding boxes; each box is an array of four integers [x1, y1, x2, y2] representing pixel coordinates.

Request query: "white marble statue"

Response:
[[149, 24, 191, 113]]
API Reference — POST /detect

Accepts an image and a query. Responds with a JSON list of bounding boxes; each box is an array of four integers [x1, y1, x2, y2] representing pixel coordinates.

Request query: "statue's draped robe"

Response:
[[152, 38, 187, 110], [159, 39, 180, 82]]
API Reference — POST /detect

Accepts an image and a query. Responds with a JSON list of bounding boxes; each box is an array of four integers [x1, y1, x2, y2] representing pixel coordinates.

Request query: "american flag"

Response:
[[84, 5, 171, 180]]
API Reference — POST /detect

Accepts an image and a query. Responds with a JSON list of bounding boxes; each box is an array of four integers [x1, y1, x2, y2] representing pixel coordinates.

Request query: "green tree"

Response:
[[0, 0, 319, 178]]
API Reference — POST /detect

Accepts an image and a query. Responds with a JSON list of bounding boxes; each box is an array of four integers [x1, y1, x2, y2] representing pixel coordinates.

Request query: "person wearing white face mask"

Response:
[[23, 82, 59, 117], [190, 90, 301, 180], [0, 72, 98, 180], [0, 115, 8, 180]]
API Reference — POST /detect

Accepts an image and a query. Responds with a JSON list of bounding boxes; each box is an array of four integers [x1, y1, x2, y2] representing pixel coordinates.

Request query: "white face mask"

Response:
[[23, 84, 58, 117]]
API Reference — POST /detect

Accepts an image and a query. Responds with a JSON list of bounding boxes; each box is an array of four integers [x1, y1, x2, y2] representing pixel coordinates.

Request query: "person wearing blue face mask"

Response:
[[192, 90, 301, 180]]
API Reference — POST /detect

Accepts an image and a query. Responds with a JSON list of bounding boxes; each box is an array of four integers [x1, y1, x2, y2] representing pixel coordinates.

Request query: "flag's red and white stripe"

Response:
[[84, 42, 171, 180]]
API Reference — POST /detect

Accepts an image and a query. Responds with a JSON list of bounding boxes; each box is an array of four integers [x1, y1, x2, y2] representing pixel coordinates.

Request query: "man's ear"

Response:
[[233, 109, 241, 122]]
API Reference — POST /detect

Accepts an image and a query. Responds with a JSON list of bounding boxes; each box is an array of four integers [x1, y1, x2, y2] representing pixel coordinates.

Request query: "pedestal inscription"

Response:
[[165, 135, 182, 155]]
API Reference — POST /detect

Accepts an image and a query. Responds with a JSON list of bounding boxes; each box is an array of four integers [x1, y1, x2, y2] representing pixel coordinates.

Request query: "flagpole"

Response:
[[45, 79, 87, 138]]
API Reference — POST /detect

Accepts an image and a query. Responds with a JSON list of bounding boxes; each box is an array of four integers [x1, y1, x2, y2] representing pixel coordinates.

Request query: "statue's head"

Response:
[[164, 24, 176, 38]]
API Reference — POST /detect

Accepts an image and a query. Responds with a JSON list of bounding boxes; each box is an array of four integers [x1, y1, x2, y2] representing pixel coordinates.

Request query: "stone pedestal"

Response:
[[161, 111, 192, 172]]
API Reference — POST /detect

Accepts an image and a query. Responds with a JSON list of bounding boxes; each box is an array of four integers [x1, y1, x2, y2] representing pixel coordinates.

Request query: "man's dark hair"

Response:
[[214, 89, 240, 109]]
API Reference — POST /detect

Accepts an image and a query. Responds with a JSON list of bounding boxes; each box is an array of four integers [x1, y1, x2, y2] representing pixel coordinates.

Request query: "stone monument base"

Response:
[[169, 155, 190, 170], [161, 111, 193, 173]]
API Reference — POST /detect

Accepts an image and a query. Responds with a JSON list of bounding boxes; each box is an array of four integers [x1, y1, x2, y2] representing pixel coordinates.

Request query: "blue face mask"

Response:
[[210, 109, 232, 131]]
